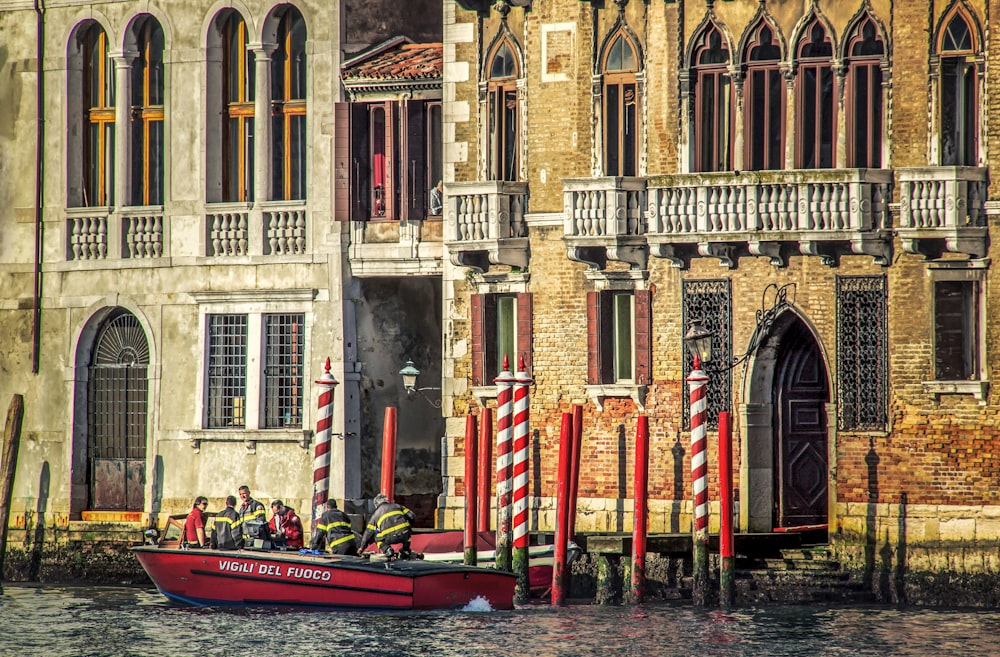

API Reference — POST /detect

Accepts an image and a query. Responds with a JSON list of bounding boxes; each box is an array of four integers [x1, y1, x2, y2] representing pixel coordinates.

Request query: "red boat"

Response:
[[132, 545, 515, 611]]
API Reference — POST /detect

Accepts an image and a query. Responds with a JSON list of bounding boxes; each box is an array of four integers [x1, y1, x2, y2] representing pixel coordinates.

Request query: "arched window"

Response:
[[796, 19, 835, 169], [220, 12, 255, 202], [130, 17, 164, 206], [602, 33, 639, 177], [271, 7, 306, 200], [938, 10, 979, 166], [691, 25, 732, 172], [82, 24, 115, 207], [845, 17, 884, 168], [487, 40, 518, 181], [744, 23, 784, 171]]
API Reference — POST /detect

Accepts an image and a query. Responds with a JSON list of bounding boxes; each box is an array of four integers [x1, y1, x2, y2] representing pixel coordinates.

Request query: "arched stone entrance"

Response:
[[72, 308, 150, 516], [741, 312, 831, 532]]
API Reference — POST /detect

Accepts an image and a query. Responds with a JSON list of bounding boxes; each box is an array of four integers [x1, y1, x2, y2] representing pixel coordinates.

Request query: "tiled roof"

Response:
[[342, 42, 442, 82]]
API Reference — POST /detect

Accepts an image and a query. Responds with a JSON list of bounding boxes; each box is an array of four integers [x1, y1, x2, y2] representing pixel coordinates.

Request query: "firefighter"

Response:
[[358, 494, 415, 559]]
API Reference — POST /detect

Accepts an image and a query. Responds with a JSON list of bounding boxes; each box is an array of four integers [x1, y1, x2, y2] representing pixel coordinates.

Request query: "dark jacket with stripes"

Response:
[[360, 502, 414, 550], [211, 507, 244, 550], [311, 508, 359, 554]]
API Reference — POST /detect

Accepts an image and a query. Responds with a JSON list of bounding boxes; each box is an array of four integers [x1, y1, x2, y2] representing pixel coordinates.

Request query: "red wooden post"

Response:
[[478, 407, 493, 533], [552, 412, 573, 606], [464, 414, 478, 566], [381, 406, 397, 501], [569, 403, 584, 540], [719, 411, 735, 607], [631, 415, 649, 603]]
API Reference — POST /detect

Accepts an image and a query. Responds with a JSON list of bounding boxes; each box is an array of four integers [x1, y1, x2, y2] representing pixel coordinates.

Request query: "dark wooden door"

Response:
[[774, 322, 829, 527]]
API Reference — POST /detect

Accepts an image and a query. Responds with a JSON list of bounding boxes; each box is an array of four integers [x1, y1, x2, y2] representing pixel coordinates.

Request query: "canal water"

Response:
[[1, 584, 999, 657]]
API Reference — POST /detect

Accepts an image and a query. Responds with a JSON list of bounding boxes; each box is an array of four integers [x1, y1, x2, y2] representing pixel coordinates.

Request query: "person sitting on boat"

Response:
[[268, 500, 304, 549], [358, 494, 415, 560], [210, 495, 244, 550], [237, 485, 267, 545], [183, 496, 209, 549], [311, 499, 359, 555]]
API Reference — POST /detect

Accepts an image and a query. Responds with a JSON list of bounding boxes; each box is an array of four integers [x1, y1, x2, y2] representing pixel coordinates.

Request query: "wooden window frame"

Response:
[[933, 278, 979, 382], [222, 14, 254, 203], [425, 102, 443, 215], [83, 26, 115, 207], [844, 17, 884, 169], [938, 10, 979, 167], [602, 34, 639, 177], [271, 9, 306, 201], [130, 18, 164, 207], [471, 292, 532, 386], [587, 289, 651, 386], [487, 41, 519, 182], [795, 19, 836, 169], [743, 23, 785, 171], [692, 26, 733, 173]]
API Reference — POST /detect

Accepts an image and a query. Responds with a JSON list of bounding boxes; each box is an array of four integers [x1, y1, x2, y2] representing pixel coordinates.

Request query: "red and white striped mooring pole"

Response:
[[511, 355, 533, 603], [313, 358, 339, 530], [689, 353, 711, 606], [494, 355, 515, 573]]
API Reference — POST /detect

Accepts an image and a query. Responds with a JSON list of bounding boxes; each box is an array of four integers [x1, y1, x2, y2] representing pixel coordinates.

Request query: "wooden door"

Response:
[[774, 321, 829, 527]]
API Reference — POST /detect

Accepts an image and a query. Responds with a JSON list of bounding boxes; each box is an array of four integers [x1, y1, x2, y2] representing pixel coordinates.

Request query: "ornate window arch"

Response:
[[935, 3, 982, 166], [268, 5, 307, 200], [127, 15, 165, 207], [742, 20, 786, 171], [794, 16, 835, 169], [486, 38, 521, 181], [689, 22, 733, 173], [70, 21, 116, 208], [601, 31, 641, 176], [843, 13, 886, 168]]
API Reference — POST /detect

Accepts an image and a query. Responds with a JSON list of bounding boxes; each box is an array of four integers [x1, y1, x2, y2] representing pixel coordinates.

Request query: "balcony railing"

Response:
[[563, 177, 648, 269], [67, 206, 166, 261], [897, 167, 988, 259], [445, 181, 529, 271], [645, 169, 893, 267]]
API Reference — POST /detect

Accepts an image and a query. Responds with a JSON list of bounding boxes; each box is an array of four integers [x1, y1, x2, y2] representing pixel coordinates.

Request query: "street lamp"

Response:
[[399, 359, 442, 408], [684, 322, 713, 369]]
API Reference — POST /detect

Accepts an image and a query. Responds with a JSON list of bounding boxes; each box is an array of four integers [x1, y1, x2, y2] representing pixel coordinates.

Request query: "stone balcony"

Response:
[[444, 180, 529, 272], [644, 169, 894, 268], [896, 166, 988, 259], [563, 177, 648, 269]]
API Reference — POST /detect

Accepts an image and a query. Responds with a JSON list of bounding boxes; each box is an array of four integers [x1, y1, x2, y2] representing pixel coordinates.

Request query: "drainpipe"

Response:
[[32, 0, 46, 374]]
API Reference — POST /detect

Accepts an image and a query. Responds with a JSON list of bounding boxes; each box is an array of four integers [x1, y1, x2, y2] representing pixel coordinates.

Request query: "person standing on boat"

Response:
[[237, 485, 267, 544], [358, 494, 415, 559], [210, 495, 244, 550], [183, 496, 209, 548], [268, 500, 304, 549], [311, 499, 359, 555]]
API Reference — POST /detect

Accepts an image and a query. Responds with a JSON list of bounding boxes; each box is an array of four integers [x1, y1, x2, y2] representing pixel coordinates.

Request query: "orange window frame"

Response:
[[83, 28, 115, 207], [134, 21, 164, 206], [223, 16, 254, 203], [273, 12, 306, 200]]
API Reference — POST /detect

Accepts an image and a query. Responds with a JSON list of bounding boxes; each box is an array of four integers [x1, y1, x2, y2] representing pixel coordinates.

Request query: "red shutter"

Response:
[[334, 102, 350, 221], [634, 289, 652, 385], [471, 294, 485, 386], [516, 292, 533, 374], [404, 100, 427, 220], [587, 291, 601, 385]]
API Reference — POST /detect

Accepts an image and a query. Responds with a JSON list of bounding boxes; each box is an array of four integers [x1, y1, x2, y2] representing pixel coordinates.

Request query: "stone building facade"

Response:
[[0, 0, 445, 554], [439, 0, 1000, 588]]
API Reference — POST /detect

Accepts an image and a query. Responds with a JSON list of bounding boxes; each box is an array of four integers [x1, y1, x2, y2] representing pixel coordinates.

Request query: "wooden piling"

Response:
[[0, 394, 25, 594], [464, 414, 478, 567], [380, 407, 397, 501], [719, 411, 735, 608], [630, 415, 649, 603]]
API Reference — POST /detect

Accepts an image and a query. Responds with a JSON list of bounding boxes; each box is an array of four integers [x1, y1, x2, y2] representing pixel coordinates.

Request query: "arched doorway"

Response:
[[772, 319, 829, 527], [85, 310, 150, 511]]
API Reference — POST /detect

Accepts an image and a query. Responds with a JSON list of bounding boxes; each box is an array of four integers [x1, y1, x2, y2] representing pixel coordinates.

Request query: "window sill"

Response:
[[185, 429, 313, 453], [585, 384, 647, 412], [923, 380, 989, 401]]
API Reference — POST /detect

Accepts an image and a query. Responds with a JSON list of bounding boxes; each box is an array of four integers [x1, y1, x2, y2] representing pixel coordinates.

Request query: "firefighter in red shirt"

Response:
[[268, 500, 304, 549], [183, 496, 209, 548]]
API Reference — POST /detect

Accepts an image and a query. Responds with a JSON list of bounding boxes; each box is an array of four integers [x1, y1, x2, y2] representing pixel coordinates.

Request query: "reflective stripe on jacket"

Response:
[[360, 502, 414, 549], [211, 507, 244, 550]]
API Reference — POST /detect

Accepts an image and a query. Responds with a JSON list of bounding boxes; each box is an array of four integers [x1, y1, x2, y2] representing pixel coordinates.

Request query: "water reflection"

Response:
[[3, 585, 1000, 657]]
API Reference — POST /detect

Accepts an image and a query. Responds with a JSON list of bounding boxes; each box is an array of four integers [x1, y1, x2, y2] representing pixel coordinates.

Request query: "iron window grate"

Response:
[[206, 314, 248, 428], [263, 313, 305, 428]]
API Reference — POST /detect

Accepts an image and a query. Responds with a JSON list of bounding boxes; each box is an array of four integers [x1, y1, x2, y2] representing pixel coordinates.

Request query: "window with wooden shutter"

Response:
[[333, 102, 351, 221], [634, 289, 651, 385], [403, 100, 427, 220], [472, 292, 532, 386], [844, 15, 884, 169]]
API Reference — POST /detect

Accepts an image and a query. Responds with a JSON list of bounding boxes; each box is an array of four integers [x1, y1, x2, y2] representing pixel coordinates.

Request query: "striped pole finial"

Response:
[[511, 355, 534, 603], [688, 354, 711, 606], [313, 358, 339, 530], [494, 354, 516, 573]]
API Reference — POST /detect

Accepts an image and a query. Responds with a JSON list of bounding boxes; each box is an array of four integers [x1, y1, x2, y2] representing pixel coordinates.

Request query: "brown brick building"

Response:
[[439, 0, 1000, 581]]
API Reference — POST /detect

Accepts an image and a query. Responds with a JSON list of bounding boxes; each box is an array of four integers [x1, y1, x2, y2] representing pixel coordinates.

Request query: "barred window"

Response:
[[263, 313, 305, 428], [836, 275, 887, 431], [206, 314, 248, 428], [682, 279, 731, 430]]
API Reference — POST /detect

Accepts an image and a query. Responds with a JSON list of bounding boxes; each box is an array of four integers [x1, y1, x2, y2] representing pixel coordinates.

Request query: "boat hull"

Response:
[[132, 546, 515, 610]]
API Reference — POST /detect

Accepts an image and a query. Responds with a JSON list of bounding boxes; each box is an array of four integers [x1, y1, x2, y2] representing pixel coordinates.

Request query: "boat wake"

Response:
[[461, 595, 496, 612]]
